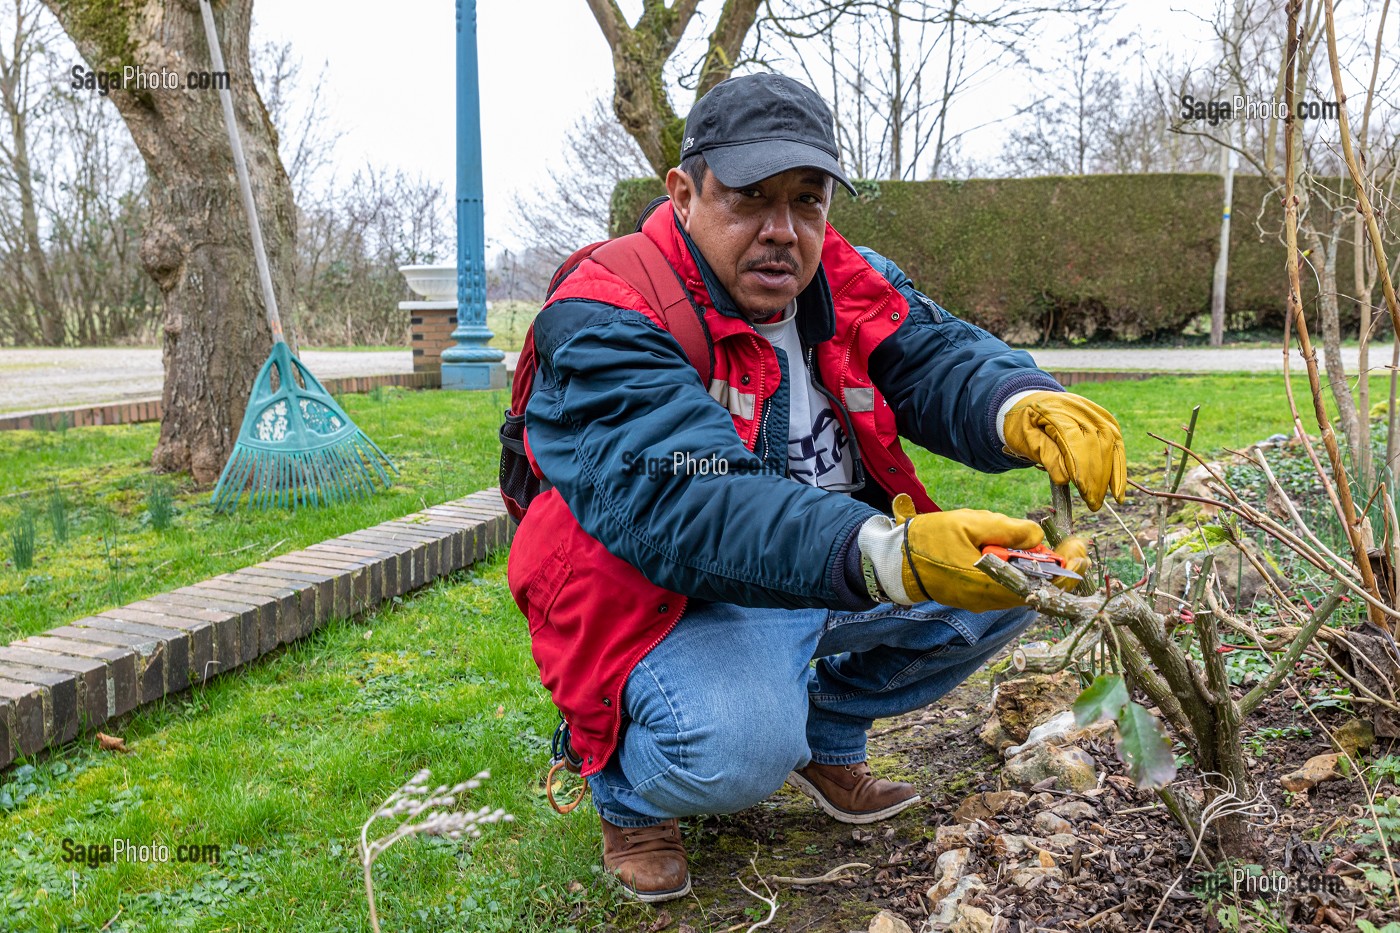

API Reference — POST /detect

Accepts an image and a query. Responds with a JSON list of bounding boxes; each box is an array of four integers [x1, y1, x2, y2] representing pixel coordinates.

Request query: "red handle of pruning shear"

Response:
[[980, 544, 1083, 581]]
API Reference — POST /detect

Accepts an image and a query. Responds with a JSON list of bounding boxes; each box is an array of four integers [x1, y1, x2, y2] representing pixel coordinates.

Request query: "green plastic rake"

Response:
[[202, 0, 395, 512]]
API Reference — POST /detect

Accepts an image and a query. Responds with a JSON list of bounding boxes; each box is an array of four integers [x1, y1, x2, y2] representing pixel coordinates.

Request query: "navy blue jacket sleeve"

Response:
[[857, 247, 1064, 473], [526, 297, 878, 610]]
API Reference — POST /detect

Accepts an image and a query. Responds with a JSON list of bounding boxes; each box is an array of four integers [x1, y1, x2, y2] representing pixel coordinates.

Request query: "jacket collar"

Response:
[[644, 200, 836, 346]]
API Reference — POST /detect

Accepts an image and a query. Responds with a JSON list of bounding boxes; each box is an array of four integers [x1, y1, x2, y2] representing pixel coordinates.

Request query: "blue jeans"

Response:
[[587, 598, 1036, 828]]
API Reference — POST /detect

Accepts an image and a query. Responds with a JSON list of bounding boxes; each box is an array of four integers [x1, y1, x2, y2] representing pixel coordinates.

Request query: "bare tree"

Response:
[[1169, 0, 1400, 490], [1001, 5, 1131, 177], [252, 37, 339, 198], [510, 97, 652, 295], [294, 165, 453, 346], [766, 1, 1103, 181], [42, 0, 297, 483], [0, 2, 154, 348], [0, 0, 61, 344], [585, 0, 763, 177], [44, 75, 154, 346]]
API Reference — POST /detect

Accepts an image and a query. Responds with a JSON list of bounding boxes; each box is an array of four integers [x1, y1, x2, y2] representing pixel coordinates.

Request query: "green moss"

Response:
[[867, 751, 919, 784], [659, 116, 686, 172], [1168, 501, 1211, 525], [1166, 523, 1233, 555], [936, 766, 987, 799], [54, 0, 138, 71]]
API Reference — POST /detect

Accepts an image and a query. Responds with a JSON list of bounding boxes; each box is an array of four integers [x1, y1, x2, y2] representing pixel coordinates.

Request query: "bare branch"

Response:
[[584, 0, 628, 49]]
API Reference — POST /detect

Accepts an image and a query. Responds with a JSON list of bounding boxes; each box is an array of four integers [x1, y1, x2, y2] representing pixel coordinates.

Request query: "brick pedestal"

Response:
[[404, 300, 458, 374]]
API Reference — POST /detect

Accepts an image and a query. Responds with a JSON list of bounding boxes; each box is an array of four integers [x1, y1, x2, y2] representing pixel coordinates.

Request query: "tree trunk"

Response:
[[696, 0, 760, 98], [887, 0, 902, 180], [1306, 228, 1364, 460], [43, 0, 295, 483], [610, 40, 685, 177], [587, 0, 761, 179]]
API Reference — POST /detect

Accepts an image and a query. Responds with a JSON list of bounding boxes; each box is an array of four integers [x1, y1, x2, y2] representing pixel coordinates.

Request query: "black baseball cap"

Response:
[[679, 73, 856, 196]]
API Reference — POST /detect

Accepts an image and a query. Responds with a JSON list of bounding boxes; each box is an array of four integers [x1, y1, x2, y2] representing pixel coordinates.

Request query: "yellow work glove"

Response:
[[1002, 392, 1127, 511], [858, 493, 1046, 612], [1053, 535, 1093, 592]]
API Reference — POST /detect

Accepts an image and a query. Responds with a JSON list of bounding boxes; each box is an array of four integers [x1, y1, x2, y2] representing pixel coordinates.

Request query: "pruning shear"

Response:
[[980, 544, 1083, 582]]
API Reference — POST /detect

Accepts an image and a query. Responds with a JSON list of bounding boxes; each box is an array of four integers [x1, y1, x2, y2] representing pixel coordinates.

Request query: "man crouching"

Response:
[[508, 73, 1125, 902]]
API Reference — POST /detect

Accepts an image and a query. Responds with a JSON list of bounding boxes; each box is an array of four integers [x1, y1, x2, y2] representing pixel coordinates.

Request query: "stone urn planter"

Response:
[[398, 265, 458, 374], [399, 264, 457, 302]]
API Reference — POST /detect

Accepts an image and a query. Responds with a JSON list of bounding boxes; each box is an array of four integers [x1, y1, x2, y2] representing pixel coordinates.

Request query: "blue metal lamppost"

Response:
[[442, 0, 506, 389]]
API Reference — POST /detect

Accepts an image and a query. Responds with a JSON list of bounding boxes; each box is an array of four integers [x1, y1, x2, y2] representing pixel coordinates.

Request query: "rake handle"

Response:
[[198, 0, 284, 344]]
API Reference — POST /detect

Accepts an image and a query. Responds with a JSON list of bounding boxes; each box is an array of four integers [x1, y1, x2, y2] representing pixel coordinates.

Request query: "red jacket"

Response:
[[509, 207, 957, 773], [509, 205, 1052, 778]]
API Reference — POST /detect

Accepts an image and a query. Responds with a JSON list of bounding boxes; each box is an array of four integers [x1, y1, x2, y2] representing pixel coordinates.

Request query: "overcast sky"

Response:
[[252, 1, 617, 261], [245, 1, 1380, 260]]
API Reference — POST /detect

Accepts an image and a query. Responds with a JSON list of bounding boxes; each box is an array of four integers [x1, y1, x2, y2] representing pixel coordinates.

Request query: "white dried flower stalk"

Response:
[[359, 768, 513, 932]]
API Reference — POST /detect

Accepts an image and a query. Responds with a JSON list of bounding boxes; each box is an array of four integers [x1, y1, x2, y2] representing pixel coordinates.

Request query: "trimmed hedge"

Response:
[[611, 174, 1368, 342]]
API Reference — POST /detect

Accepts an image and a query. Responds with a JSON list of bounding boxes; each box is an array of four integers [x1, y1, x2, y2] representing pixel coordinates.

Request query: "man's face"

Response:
[[667, 165, 832, 323]]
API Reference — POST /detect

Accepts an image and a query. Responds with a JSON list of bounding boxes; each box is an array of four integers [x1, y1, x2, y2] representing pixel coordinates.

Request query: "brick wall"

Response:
[[410, 307, 459, 374]]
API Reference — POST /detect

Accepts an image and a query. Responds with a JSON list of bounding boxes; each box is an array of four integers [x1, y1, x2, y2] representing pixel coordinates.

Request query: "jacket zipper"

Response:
[[750, 334, 772, 464]]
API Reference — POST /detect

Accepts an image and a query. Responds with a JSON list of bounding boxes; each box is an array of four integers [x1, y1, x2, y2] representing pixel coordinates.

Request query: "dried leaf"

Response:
[[1039, 848, 1056, 868], [96, 732, 128, 753], [646, 910, 673, 932]]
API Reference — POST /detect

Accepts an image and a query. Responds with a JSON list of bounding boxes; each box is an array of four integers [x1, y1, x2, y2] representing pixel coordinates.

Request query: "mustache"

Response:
[[743, 250, 798, 274]]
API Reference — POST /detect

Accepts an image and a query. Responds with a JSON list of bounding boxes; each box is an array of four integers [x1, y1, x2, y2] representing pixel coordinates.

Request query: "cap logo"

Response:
[[682, 136, 695, 151]]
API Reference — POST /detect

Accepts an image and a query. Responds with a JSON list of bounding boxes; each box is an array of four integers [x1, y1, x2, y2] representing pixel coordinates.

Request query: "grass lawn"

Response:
[[0, 372, 1372, 931], [0, 387, 506, 646], [0, 553, 628, 933], [486, 301, 538, 353], [911, 372, 1380, 520], [0, 373, 1370, 647]]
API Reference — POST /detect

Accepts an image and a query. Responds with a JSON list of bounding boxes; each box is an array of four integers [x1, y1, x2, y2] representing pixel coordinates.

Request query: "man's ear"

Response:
[[666, 167, 695, 231]]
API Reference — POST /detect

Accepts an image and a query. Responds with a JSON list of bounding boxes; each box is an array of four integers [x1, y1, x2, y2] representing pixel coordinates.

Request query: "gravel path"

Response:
[[0, 348, 413, 414], [0, 344, 1388, 414]]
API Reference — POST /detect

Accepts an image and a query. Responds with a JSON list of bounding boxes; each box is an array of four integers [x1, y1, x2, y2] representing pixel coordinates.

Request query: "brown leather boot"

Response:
[[599, 816, 692, 903], [787, 761, 921, 824]]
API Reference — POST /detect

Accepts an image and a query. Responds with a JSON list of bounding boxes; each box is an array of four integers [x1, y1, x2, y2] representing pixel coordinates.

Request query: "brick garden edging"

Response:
[[0, 371, 443, 432], [0, 489, 513, 769]]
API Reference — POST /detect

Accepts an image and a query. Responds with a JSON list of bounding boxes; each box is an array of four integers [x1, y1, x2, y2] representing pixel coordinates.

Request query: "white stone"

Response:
[[950, 904, 996, 933], [1051, 800, 1096, 821], [869, 909, 914, 933], [1032, 811, 1072, 835], [1005, 709, 1078, 758], [925, 847, 971, 903], [930, 874, 987, 926], [1009, 865, 1064, 887]]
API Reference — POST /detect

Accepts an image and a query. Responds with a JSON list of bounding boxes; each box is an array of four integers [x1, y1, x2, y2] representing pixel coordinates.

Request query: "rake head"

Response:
[[211, 343, 397, 512]]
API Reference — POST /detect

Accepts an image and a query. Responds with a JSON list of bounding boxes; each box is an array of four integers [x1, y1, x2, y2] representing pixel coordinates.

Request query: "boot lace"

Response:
[[620, 823, 680, 853]]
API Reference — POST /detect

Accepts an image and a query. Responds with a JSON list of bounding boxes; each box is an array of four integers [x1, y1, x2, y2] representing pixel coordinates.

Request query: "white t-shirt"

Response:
[[751, 302, 857, 489]]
